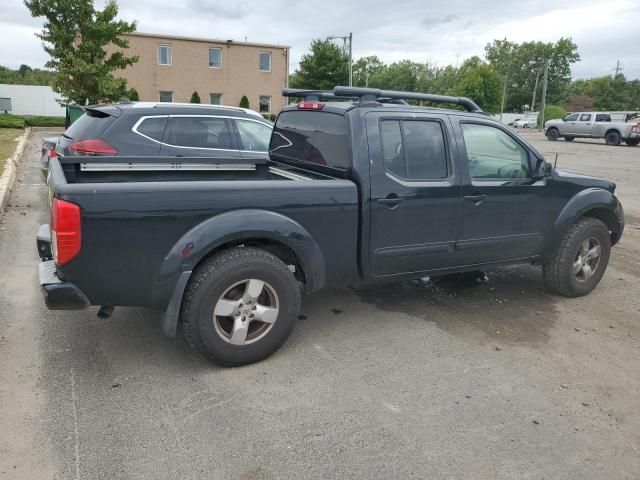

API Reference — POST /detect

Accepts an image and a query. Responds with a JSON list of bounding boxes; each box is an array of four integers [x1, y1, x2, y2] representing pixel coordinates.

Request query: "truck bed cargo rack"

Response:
[[58, 156, 267, 172], [283, 86, 484, 113]]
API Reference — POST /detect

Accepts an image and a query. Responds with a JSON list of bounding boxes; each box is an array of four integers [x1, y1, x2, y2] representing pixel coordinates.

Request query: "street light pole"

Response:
[[539, 59, 549, 132]]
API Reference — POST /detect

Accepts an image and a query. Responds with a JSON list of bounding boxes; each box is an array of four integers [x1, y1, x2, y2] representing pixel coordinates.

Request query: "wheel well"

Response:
[[582, 208, 621, 244], [194, 238, 308, 287], [605, 128, 621, 137]]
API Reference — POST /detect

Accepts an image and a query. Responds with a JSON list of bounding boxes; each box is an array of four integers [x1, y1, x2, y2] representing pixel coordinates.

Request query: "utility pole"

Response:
[[499, 77, 508, 122], [613, 60, 622, 77], [531, 69, 540, 114], [327, 33, 353, 87], [539, 59, 549, 132]]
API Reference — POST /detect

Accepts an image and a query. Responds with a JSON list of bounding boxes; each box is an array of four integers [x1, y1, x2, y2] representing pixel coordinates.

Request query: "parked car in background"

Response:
[[507, 118, 521, 127], [545, 112, 640, 146], [39, 102, 273, 177], [513, 118, 537, 128]]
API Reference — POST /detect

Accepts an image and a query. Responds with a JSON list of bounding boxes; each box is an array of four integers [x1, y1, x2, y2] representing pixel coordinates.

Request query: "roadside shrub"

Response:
[[0, 114, 25, 129], [261, 113, 277, 121], [239, 95, 250, 108], [538, 105, 566, 127], [190, 91, 201, 103], [23, 116, 65, 127], [127, 88, 139, 101]]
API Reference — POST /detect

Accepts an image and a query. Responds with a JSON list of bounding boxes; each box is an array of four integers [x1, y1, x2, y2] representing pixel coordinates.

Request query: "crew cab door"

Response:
[[574, 113, 594, 136], [562, 113, 580, 135], [452, 119, 547, 264], [366, 112, 463, 276]]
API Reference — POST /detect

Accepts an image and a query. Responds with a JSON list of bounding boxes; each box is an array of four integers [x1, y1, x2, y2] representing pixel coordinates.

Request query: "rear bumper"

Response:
[[37, 225, 89, 310]]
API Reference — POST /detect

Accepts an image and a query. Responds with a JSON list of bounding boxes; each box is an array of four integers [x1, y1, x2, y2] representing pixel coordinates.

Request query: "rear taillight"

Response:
[[51, 198, 81, 265], [68, 139, 118, 155], [48, 149, 58, 158]]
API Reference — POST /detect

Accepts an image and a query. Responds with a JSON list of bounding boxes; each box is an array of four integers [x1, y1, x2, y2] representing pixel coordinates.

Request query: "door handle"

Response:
[[465, 193, 487, 205], [377, 194, 402, 208]]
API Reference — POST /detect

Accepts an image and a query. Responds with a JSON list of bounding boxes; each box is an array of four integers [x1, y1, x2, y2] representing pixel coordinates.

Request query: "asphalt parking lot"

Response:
[[1, 128, 639, 479]]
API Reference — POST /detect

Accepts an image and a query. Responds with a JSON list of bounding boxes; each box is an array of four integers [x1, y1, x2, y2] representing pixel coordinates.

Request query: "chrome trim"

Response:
[[268, 167, 311, 181], [80, 162, 256, 172], [131, 114, 272, 153]]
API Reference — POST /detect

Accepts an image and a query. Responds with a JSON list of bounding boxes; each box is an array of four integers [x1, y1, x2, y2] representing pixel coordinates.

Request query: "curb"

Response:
[[0, 127, 31, 215]]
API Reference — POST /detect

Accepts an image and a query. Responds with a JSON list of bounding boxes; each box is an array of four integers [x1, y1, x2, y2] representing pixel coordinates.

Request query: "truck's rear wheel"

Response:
[[546, 128, 559, 141], [181, 247, 301, 366], [605, 131, 621, 146], [542, 218, 611, 297]]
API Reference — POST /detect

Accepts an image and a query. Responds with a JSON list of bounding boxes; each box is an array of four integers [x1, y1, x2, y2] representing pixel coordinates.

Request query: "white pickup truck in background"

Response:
[[544, 112, 640, 146]]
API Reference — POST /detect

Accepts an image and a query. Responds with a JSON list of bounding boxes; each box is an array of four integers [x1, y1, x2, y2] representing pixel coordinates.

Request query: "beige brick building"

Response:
[[108, 32, 290, 113]]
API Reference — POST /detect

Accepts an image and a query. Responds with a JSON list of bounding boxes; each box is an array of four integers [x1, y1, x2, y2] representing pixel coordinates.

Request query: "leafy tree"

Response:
[[453, 63, 502, 114], [369, 60, 424, 91], [0, 65, 55, 85], [24, 0, 139, 105], [18, 64, 33, 79], [538, 105, 566, 126], [239, 95, 250, 108], [127, 88, 139, 101], [565, 93, 594, 112], [485, 38, 579, 111], [352, 56, 385, 87], [289, 39, 348, 90], [190, 91, 201, 103]]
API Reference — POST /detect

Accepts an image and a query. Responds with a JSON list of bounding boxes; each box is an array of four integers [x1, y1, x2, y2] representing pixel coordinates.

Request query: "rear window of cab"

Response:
[[269, 110, 350, 169]]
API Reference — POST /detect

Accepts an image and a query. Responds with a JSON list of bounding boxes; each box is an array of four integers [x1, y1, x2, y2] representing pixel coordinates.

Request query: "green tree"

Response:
[[24, 0, 139, 104], [190, 91, 201, 103], [18, 64, 33, 79], [289, 39, 348, 90], [127, 87, 139, 101], [453, 63, 502, 114], [538, 105, 566, 126], [352, 56, 385, 87], [239, 95, 250, 108], [369, 60, 424, 91]]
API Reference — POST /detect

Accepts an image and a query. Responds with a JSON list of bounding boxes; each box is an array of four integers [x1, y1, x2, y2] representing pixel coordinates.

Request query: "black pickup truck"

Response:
[[37, 87, 625, 366]]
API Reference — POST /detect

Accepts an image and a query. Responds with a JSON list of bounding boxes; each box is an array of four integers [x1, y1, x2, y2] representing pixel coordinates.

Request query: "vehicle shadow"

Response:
[[352, 265, 559, 347]]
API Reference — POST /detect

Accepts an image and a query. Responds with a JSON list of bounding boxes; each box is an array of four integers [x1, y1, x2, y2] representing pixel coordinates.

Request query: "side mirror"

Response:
[[533, 158, 552, 179]]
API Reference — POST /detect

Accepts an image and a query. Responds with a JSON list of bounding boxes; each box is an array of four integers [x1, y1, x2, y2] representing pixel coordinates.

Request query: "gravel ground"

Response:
[[0, 129, 638, 480]]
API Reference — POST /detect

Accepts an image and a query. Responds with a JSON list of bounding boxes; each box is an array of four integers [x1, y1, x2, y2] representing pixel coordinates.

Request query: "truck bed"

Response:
[[48, 156, 360, 310]]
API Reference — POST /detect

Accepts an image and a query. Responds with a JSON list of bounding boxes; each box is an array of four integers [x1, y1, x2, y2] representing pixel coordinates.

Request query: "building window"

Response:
[[157, 44, 172, 65], [209, 48, 222, 68], [259, 96, 271, 113], [259, 52, 271, 72], [210, 93, 223, 105], [159, 91, 173, 102]]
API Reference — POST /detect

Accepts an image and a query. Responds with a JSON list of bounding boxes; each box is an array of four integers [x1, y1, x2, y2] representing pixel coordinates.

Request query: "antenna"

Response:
[[554, 153, 559, 169]]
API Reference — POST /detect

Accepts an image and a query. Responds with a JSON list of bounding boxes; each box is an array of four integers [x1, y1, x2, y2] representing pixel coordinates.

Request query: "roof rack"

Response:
[[283, 86, 483, 113], [282, 88, 409, 105]]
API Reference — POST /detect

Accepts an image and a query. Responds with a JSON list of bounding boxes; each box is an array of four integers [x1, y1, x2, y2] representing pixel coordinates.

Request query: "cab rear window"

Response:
[[270, 111, 350, 169]]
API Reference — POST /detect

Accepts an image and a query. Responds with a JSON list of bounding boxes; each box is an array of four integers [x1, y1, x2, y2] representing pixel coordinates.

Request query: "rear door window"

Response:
[[163, 116, 234, 149], [579, 114, 592, 122], [380, 119, 448, 180], [270, 110, 350, 169]]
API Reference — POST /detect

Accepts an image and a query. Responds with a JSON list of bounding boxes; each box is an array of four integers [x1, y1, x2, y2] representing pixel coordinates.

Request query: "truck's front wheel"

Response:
[[181, 247, 301, 366], [542, 218, 611, 297], [546, 128, 559, 141]]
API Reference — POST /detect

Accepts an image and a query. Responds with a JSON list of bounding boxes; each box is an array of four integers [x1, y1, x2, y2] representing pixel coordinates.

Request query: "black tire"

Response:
[[546, 128, 559, 141], [564, 136, 575, 142], [605, 131, 621, 146], [181, 247, 301, 366], [625, 138, 639, 146], [542, 218, 611, 297]]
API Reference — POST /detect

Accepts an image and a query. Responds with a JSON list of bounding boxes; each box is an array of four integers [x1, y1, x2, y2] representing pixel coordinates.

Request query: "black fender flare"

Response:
[[154, 209, 326, 336], [545, 188, 621, 256]]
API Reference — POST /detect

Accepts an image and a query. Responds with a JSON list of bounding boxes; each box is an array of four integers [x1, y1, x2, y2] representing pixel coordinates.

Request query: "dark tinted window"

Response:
[[596, 114, 611, 122], [137, 117, 167, 141], [380, 119, 448, 180], [270, 111, 350, 169], [65, 110, 115, 140], [164, 117, 233, 149]]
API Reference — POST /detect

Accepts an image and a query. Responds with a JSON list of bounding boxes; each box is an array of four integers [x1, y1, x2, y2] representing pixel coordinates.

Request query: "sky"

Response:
[[2, 0, 639, 80]]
